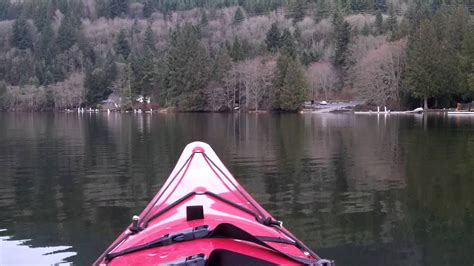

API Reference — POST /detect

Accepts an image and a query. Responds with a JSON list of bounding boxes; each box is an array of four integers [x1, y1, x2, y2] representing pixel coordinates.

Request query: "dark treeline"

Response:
[[0, 0, 473, 111]]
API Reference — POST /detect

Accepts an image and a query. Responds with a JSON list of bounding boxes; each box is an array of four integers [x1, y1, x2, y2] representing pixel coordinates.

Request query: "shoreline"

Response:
[[0, 101, 467, 115], [0, 108, 466, 115]]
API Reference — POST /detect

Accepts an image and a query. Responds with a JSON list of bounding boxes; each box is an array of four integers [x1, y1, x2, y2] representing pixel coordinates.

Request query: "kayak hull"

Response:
[[95, 142, 329, 265]]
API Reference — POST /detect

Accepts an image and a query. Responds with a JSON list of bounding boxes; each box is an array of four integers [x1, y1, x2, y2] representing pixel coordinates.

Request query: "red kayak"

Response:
[[95, 142, 334, 265]]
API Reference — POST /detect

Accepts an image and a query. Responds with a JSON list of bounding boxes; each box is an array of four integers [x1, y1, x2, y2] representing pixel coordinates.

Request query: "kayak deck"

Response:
[[95, 142, 333, 265]]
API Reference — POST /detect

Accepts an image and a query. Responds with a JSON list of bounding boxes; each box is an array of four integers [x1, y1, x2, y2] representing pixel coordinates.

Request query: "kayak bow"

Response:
[[94, 142, 334, 266]]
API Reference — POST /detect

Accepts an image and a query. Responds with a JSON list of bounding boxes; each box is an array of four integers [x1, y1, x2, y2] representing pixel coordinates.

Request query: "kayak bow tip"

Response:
[[194, 187, 207, 194], [192, 146, 205, 153]]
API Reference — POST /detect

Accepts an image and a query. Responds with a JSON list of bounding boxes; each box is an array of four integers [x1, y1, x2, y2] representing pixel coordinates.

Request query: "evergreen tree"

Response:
[[294, 26, 302, 44], [333, 17, 351, 68], [85, 68, 110, 105], [280, 29, 296, 58], [143, 0, 154, 18], [375, 0, 387, 12], [274, 55, 307, 111], [77, 33, 97, 66], [446, 7, 470, 51], [293, 26, 304, 49], [57, 17, 77, 51], [332, 8, 344, 28], [233, 7, 245, 25], [11, 17, 33, 50], [432, 10, 470, 102], [37, 21, 55, 84], [337, 0, 349, 10], [314, 0, 329, 22], [462, 23, 474, 98], [200, 11, 208, 26], [387, 4, 398, 40], [131, 18, 141, 37], [108, 0, 129, 18], [115, 29, 131, 59], [350, 0, 374, 12], [230, 37, 245, 61], [280, 58, 307, 111], [397, 17, 410, 39], [361, 22, 370, 36], [128, 50, 143, 97], [56, 0, 70, 16], [164, 24, 210, 110], [61, 1, 83, 27], [130, 48, 156, 98], [265, 22, 282, 52], [273, 54, 290, 108], [143, 55, 156, 98], [213, 47, 232, 83], [34, 1, 52, 32], [431, 0, 441, 12], [144, 24, 156, 52], [85, 56, 117, 105], [288, 0, 306, 22], [240, 38, 252, 58], [105, 52, 118, 86], [374, 9, 383, 35], [404, 19, 441, 109], [405, 1, 430, 34], [0, 81, 6, 110], [301, 50, 320, 66], [0, 2, 10, 21]]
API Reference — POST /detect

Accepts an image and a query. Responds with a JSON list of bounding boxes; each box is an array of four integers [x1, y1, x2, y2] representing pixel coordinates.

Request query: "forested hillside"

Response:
[[0, 0, 473, 111]]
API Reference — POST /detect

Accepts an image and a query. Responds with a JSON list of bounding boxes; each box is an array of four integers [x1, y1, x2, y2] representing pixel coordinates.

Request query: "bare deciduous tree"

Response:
[[226, 57, 276, 111], [205, 85, 228, 112], [50, 73, 86, 109], [350, 35, 387, 63], [306, 61, 338, 100], [4, 85, 47, 111], [351, 39, 407, 107], [345, 14, 375, 31]]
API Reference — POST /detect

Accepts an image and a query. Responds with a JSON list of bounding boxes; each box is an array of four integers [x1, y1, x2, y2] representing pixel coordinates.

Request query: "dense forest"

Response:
[[0, 0, 473, 111]]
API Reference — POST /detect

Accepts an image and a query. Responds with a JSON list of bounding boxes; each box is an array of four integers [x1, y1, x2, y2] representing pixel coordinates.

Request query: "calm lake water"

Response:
[[0, 112, 473, 265]]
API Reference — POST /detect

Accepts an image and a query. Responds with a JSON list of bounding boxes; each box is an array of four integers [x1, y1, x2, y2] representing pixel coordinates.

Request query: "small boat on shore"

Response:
[[447, 111, 474, 115], [94, 142, 333, 266]]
